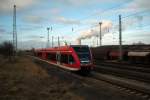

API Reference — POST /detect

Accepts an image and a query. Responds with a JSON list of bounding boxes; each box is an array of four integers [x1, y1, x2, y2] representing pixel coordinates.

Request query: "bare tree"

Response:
[[0, 41, 14, 61]]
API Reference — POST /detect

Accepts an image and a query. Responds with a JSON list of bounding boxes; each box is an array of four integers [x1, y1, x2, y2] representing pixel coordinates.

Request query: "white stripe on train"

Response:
[[30, 56, 80, 71]]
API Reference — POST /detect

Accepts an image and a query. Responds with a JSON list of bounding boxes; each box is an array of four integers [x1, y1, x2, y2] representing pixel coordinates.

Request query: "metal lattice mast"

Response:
[[99, 22, 102, 46], [50, 26, 52, 47], [13, 5, 17, 52], [52, 36, 54, 47], [119, 15, 122, 61], [58, 36, 60, 47], [47, 27, 50, 48]]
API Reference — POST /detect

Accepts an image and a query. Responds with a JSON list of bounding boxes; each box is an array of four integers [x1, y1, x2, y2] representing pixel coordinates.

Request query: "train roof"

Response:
[[35, 45, 89, 52], [70, 45, 89, 47]]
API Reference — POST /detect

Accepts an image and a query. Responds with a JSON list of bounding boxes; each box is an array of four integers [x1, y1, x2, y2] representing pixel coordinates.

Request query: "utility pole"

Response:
[[52, 36, 54, 48], [47, 27, 50, 48], [72, 27, 74, 32], [13, 5, 17, 53], [99, 22, 102, 46], [58, 36, 60, 47], [57, 36, 60, 64], [119, 15, 122, 61], [50, 26, 52, 47], [97, 36, 98, 46]]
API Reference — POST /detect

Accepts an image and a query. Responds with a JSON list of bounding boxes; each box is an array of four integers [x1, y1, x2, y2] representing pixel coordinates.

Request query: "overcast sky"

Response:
[[0, 0, 150, 49]]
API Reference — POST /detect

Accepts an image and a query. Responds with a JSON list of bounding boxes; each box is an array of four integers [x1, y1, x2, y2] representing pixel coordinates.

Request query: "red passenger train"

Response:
[[34, 45, 93, 73]]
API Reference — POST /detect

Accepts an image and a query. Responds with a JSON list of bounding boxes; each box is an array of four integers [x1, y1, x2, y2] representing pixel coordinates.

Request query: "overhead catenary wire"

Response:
[[50, 1, 132, 32], [79, 1, 131, 21], [74, 10, 150, 34], [3, 2, 149, 35]]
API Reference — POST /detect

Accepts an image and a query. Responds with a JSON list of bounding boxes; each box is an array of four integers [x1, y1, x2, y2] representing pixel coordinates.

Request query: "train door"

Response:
[[56, 51, 61, 64]]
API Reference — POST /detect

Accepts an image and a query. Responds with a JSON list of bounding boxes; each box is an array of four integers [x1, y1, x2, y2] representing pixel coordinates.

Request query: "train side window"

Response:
[[52, 53, 56, 61], [47, 53, 51, 60], [47, 53, 56, 61], [68, 55, 75, 64], [38, 52, 42, 57], [60, 54, 68, 64]]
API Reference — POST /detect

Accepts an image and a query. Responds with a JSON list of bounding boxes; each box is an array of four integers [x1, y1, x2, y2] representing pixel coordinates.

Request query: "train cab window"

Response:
[[68, 55, 75, 64]]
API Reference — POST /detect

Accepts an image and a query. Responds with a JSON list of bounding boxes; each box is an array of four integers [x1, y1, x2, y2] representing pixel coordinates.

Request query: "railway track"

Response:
[[107, 61, 150, 68], [30, 56, 150, 100], [94, 61, 150, 83], [95, 60, 150, 70], [91, 72, 150, 97]]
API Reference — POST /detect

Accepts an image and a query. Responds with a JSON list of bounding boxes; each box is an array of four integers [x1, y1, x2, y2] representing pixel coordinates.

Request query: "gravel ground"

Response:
[[0, 55, 148, 100], [33, 56, 148, 100], [0, 56, 83, 100]]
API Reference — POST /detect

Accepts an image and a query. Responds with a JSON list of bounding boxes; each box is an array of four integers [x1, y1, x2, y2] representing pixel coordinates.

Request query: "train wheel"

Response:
[[79, 67, 91, 75]]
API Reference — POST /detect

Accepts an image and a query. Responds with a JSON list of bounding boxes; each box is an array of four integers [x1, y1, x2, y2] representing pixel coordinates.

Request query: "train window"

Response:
[[37, 52, 42, 57], [73, 46, 89, 53], [47, 53, 56, 61], [60, 54, 68, 64], [47, 53, 51, 60], [73, 46, 91, 60], [68, 55, 75, 64]]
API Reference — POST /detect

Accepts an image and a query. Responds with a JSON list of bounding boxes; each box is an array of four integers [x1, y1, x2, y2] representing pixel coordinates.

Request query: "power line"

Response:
[[79, 1, 131, 21], [74, 10, 150, 34], [122, 9, 150, 19], [124, 24, 150, 31], [51, 1, 131, 31]]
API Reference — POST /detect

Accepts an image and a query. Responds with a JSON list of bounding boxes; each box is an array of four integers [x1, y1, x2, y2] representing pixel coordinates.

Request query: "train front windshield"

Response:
[[73, 46, 91, 63]]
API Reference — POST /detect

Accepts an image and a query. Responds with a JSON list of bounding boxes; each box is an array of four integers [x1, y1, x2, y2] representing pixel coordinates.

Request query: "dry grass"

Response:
[[0, 56, 84, 100]]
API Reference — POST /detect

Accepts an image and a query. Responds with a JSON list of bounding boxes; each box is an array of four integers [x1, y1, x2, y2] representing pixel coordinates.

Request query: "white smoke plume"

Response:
[[77, 20, 113, 40], [76, 39, 81, 45]]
